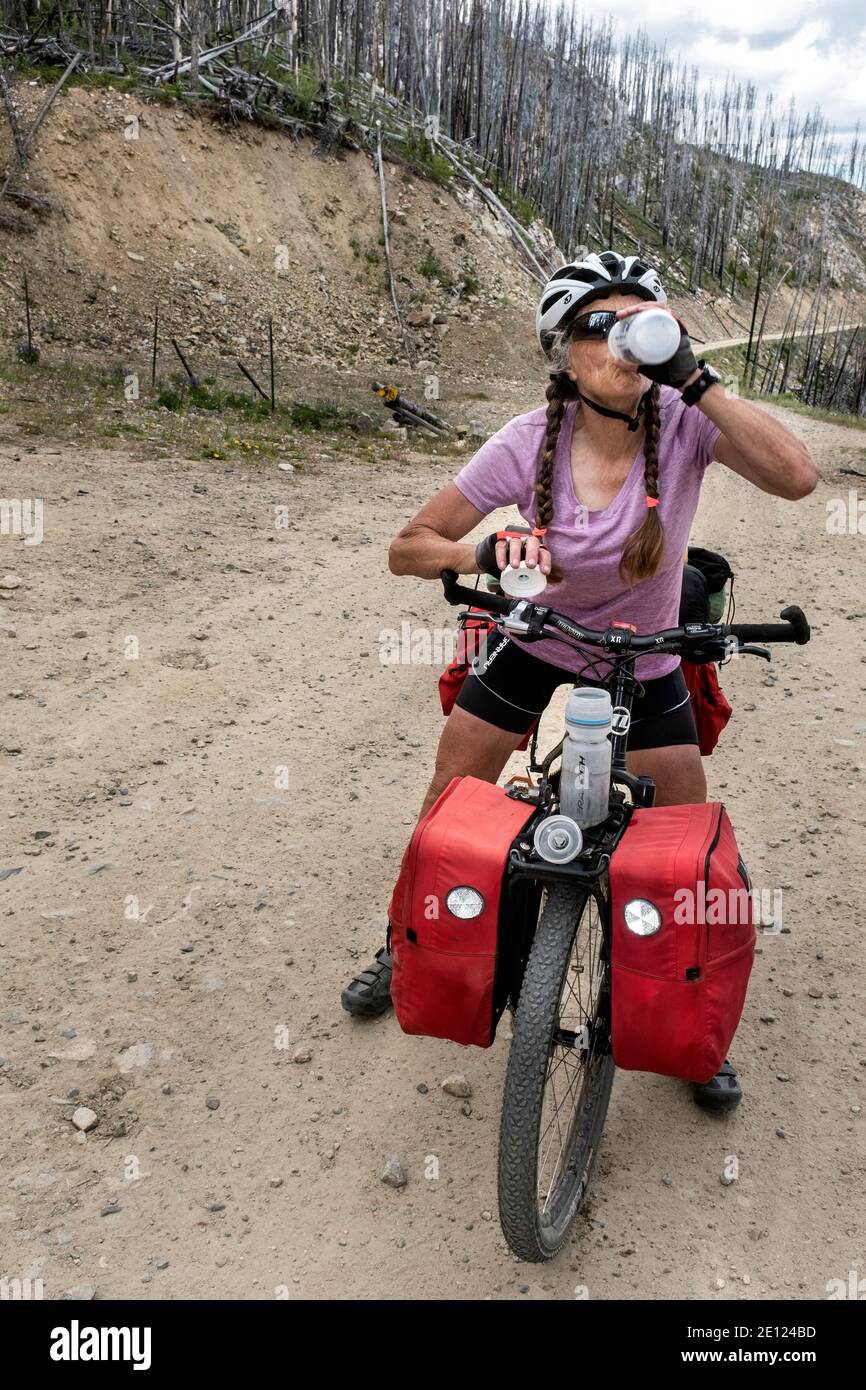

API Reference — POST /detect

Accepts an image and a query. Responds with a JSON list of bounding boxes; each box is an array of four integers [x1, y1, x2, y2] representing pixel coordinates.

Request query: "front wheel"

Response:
[[498, 883, 614, 1262]]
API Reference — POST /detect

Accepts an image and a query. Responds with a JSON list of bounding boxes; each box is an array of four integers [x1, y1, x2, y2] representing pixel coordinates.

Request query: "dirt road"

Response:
[[702, 323, 865, 352], [1, 392, 864, 1300]]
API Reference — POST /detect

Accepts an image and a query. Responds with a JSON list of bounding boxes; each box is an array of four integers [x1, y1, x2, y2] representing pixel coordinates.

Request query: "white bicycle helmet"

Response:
[[536, 250, 667, 353]]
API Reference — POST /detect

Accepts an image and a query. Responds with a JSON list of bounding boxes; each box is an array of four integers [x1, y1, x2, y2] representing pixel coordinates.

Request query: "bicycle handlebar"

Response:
[[727, 606, 811, 646], [442, 570, 513, 614], [440, 570, 811, 653]]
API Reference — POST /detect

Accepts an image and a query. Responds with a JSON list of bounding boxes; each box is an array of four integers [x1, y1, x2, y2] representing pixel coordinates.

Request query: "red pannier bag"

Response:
[[609, 802, 755, 1083], [681, 659, 732, 756], [388, 776, 536, 1048], [438, 610, 535, 752]]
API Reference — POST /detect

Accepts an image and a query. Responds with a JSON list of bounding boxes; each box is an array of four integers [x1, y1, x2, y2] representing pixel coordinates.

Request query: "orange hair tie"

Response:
[[532, 526, 547, 537], [645, 496, 660, 508]]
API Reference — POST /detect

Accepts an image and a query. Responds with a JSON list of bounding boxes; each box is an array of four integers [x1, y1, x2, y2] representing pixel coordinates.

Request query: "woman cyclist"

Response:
[[342, 250, 817, 1108]]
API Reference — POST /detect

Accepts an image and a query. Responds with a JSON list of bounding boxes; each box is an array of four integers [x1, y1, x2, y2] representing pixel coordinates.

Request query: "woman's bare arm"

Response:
[[616, 303, 818, 500], [389, 483, 553, 580], [388, 483, 489, 579], [689, 379, 818, 500]]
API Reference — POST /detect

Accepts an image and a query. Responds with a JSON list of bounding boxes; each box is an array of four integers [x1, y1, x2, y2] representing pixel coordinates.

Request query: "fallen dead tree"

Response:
[[372, 382, 450, 436]]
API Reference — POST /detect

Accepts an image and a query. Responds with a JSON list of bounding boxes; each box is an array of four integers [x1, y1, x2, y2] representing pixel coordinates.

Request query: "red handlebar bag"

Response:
[[681, 659, 732, 755], [439, 610, 535, 752], [388, 776, 536, 1048], [609, 803, 755, 1083]]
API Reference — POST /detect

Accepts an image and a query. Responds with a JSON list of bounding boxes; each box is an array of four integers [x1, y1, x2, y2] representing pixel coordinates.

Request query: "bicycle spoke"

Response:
[[542, 1044, 591, 1144], [539, 1046, 588, 1209], [541, 1054, 586, 1202], [535, 895, 608, 1219], [539, 1057, 574, 1206], [540, 1049, 583, 1143], [542, 1050, 583, 1184]]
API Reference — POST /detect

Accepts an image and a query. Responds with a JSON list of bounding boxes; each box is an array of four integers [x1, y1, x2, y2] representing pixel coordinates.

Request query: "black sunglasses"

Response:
[[567, 309, 619, 340]]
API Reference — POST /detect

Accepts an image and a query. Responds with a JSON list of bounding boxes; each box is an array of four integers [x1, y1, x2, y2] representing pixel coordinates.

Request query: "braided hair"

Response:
[[538, 330, 665, 587], [534, 369, 577, 584], [617, 381, 664, 585]]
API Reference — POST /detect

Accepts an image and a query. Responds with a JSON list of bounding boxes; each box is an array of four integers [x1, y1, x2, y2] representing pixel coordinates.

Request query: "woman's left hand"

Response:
[[617, 309, 818, 499], [614, 303, 701, 390]]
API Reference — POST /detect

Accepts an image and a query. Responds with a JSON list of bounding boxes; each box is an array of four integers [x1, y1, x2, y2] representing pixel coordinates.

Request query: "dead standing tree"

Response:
[[375, 120, 414, 366]]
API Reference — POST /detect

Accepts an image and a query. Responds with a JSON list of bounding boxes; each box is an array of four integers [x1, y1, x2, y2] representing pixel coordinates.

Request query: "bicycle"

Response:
[[440, 568, 811, 1262]]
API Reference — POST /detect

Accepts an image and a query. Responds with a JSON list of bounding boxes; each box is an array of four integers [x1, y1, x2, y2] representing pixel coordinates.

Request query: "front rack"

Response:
[[506, 796, 633, 889]]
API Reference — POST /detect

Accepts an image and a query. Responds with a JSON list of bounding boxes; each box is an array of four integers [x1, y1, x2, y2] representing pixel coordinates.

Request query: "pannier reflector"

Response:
[[624, 898, 662, 936], [446, 886, 485, 919]]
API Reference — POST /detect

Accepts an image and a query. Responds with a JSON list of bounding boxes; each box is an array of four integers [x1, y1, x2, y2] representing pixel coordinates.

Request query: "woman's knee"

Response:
[[627, 743, 706, 806], [417, 708, 525, 819]]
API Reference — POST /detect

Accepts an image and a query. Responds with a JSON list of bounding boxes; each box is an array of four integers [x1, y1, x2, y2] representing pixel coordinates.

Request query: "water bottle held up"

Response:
[[607, 309, 681, 367]]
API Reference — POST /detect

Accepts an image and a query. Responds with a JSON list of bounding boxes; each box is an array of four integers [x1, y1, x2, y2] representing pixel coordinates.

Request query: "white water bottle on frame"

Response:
[[559, 688, 613, 830], [607, 309, 681, 367]]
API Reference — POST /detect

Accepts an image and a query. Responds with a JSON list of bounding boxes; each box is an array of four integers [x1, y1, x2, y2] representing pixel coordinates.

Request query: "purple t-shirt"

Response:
[[453, 386, 722, 678]]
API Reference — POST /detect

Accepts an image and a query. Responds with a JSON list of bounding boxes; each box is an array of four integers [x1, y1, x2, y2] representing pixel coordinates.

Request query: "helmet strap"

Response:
[[577, 387, 651, 432]]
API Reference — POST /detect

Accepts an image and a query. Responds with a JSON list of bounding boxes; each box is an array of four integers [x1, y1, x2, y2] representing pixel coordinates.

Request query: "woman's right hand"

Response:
[[476, 527, 553, 577]]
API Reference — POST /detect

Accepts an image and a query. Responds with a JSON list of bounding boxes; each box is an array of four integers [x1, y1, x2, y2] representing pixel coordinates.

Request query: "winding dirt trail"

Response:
[[0, 394, 864, 1301], [702, 323, 865, 352]]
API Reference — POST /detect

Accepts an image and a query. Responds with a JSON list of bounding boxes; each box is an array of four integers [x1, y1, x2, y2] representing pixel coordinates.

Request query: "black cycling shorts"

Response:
[[455, 632, 699, 752]]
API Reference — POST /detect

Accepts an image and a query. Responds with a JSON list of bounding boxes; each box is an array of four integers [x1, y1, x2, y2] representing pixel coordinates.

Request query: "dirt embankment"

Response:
[[1, 83, 850, 389]]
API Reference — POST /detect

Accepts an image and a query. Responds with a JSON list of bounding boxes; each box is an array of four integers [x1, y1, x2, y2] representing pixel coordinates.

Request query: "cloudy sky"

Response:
[[600, 0, 864, 136]]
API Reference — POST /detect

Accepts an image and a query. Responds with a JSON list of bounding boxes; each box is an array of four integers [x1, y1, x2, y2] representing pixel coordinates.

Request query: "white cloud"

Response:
[[593, 1, 866, 130]]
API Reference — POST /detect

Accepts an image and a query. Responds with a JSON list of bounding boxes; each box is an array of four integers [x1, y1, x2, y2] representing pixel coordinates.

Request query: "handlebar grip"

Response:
[[441, 569, 513, 615], [729, 607, 811, 646], [729, 624, 793, 644], [779, 605, 811, 644]]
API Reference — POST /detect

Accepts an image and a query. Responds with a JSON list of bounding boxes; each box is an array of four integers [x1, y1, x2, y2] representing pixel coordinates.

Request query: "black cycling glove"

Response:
[[475, 526, 545, 578], [639, 324, 699, 389]]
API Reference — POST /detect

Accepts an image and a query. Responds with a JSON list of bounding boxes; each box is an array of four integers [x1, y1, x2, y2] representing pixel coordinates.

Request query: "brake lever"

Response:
[[736, 644, 771, 661]]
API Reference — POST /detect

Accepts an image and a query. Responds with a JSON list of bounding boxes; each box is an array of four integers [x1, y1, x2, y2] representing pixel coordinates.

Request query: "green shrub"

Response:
[[281, 63, 322, 121], [151, 79, 185, 104], [402, 133, 453, 186], [419, 248, 449, 283], [188, 384, 222, 410], [287, 402, 339, 429]]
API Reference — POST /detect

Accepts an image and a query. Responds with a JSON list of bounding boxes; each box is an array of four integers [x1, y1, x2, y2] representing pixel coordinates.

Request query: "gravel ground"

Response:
[[1, 383, 864, 1300]]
